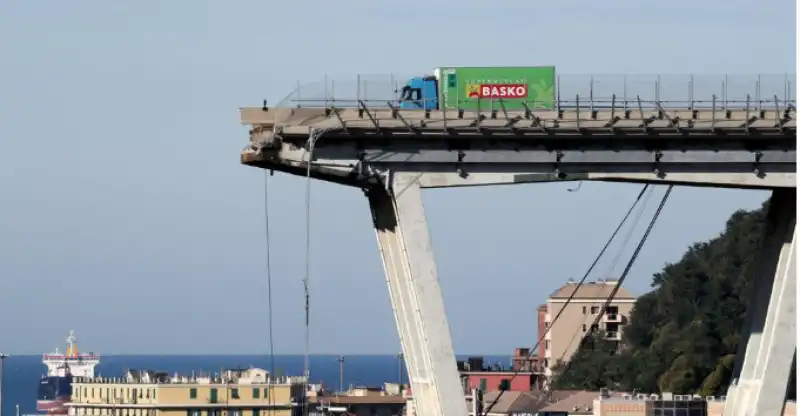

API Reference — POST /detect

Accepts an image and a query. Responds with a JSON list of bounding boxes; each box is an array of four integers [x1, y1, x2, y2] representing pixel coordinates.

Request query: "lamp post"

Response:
[[0, 354, 7, 416], [336, 356, 345, 393], [396, 352, 404, 385]]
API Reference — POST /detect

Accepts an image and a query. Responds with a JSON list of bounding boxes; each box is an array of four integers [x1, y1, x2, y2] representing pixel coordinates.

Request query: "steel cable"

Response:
[[551, 185, 674, 389], [482, 184, 651, 416]]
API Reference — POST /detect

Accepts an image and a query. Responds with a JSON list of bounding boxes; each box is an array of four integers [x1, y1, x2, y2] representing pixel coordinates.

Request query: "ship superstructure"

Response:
[[37, 331, 100, 415]]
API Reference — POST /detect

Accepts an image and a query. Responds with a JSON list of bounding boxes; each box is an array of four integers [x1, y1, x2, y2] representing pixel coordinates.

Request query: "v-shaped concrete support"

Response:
[[367, 173, 468, 416], [724, 188, 797, 416]]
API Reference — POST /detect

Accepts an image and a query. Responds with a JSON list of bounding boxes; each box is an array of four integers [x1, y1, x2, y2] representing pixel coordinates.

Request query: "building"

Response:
[[510, 347, 542, 374], [593, 392, 797, 416], [539, 280, 635, 377], [308, 383, 408, 416], [536, 305, 548, 364], [68, 368, 307, 416], [467, 391, 546, 416], [457, 356, 539, 394]]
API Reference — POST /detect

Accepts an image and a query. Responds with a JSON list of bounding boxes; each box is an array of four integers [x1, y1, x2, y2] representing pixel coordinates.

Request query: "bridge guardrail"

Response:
[[269, 73, 796, 112]]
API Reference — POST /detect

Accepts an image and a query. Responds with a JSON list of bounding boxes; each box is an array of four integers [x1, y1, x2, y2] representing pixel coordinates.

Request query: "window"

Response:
[[252, 388, 260, 399], [229, 411, 242, 416], [187, 410, 201, 416], [253, 410, 260, 416], [590, 306, 600, 314], [545, 340, 550, 351], [479, 378, 487, 391], [210, 388, 218, 403], [264, 388, 269, 400], [582, 306, 587, 314], [189, 388, 197, 399], [498, 379, 511, 390], [231, 388, 240, 399], [582, 324, 587, 332]]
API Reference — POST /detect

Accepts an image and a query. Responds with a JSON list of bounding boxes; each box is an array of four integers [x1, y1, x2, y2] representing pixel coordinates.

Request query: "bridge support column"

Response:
[[724, 188, 796, 416], [367, 173, 468, 416]]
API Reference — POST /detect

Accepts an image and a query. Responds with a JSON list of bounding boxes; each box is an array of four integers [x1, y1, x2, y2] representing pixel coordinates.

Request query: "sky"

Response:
[[0, 0, 796, 355]]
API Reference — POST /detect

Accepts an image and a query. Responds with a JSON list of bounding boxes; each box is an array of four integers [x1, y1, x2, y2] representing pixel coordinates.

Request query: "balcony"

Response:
[[603, 312, 622, 323], [605, 331, 621, 340]]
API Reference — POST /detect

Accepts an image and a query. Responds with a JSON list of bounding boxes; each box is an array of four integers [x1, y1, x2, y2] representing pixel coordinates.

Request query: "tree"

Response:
[[550, 201, 796, 399], [549, 333, 622, 390]]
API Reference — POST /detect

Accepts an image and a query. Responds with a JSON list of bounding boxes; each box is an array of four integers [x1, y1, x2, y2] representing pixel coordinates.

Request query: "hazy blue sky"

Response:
[[0, 0, 795, 355]]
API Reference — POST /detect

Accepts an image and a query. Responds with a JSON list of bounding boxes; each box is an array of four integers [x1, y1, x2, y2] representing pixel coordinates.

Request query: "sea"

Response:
[[1, 354, 508, 416]]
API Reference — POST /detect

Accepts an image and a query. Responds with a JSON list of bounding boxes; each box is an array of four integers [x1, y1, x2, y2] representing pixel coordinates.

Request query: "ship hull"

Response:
[[37, 331, 99, 416], [37, 376, 72, 415], [36, 398, 69, 414]]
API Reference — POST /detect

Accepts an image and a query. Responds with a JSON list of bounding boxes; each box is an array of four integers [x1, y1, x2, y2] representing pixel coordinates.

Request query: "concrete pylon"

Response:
[[724, 188, 797, 416], [367, 173, 468, 416]]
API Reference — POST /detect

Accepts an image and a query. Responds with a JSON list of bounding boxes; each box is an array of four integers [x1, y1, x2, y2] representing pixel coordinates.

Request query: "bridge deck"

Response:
[[239, 105, 797, 190], [242, 106, 796, 141]]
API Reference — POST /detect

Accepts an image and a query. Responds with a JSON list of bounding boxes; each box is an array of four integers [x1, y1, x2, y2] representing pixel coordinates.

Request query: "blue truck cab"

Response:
[[398, 74, 439, 110]]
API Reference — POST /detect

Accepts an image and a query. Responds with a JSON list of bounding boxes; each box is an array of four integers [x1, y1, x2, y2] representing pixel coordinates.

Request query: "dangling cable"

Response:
[[605, 186, 655, 277], [301, 130, 321, 416], [263, 171, 276, 416], [555, 185, 654, 369], [482, 184, 650, 416], [554, 185, 674, 387]]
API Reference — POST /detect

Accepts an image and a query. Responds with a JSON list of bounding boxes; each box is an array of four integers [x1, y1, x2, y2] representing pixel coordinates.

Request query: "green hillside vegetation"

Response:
[[550, 201, 796, 398]]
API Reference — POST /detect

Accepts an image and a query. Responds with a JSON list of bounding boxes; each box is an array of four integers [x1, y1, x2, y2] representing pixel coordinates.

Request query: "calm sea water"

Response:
[[1, 354, 508, 416]]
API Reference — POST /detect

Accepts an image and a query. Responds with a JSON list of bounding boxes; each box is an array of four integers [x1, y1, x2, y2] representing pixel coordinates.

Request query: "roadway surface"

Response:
[[241, 105, 797, 189]]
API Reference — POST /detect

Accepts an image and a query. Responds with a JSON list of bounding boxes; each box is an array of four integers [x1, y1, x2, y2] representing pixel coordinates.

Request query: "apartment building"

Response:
[[539, 280, 635, 377], [68, 367, 307, 416]]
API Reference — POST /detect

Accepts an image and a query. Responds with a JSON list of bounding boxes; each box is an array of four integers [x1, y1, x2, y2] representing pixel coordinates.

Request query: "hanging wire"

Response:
[[554, 185, 654, 369], [482, 184, 650, 416], [553, 184, 674, 387], [262, 170, 276, 415], [301, 130, 322, 416], [605, 186, 655, 276]]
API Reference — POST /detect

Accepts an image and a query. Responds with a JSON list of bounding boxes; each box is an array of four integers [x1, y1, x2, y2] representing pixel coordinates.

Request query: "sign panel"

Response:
[[440, 66, 556, 110]]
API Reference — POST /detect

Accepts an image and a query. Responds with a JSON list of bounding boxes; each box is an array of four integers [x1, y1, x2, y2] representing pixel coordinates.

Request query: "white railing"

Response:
[[262, 73, 796, 112]]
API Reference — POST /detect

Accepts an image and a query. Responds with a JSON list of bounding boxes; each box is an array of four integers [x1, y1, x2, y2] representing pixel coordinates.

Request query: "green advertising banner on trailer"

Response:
[[439, 66, 556, 110]]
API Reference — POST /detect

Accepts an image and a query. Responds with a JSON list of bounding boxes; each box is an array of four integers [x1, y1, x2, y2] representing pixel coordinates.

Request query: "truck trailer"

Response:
[[397, 66, 556, 111]]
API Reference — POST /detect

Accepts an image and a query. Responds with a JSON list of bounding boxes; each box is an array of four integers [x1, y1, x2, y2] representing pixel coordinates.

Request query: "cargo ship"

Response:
[[36, 331, 100, 415]]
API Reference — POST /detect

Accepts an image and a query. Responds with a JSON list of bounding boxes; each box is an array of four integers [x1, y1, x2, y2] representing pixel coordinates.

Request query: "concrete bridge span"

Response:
[[240, 73, 796, 416]]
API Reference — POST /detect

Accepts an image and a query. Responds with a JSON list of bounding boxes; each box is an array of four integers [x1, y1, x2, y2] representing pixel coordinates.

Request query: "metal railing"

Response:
[[267, 73, 796, 112]]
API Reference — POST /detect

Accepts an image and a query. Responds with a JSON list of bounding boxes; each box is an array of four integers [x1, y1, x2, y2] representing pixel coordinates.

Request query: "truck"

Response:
[[397, 66, 556, 111]]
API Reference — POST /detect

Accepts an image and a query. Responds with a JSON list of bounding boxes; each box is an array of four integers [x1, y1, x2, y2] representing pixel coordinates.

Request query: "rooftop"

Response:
[[548, 280, 634, 300], [74, 367, 307, 386], [537, 390, 610, 414], [478, 391, 546, 414], [310, 395, 407, 405]]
